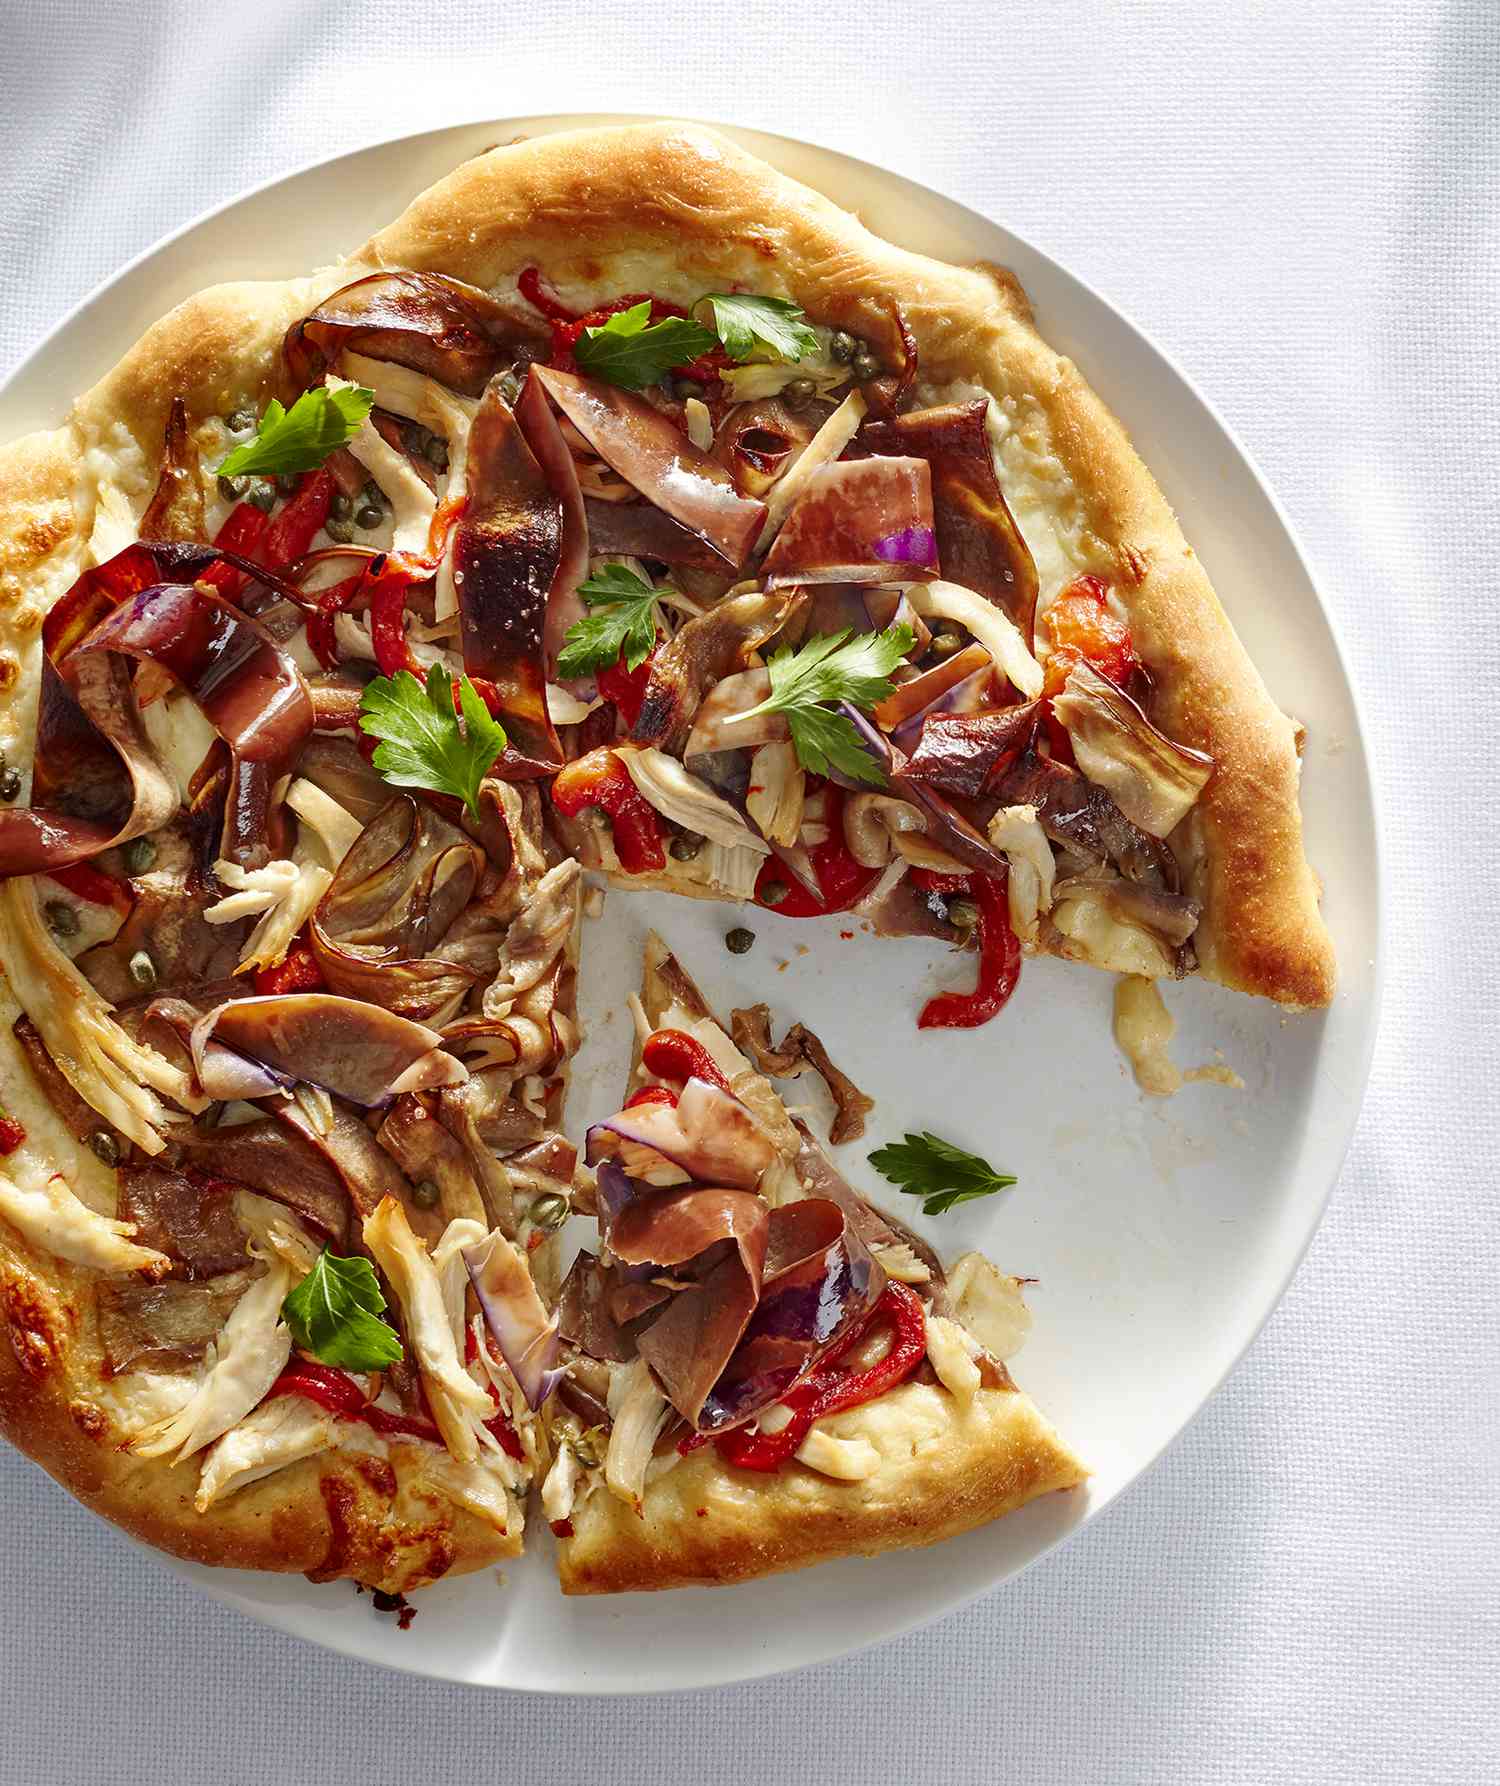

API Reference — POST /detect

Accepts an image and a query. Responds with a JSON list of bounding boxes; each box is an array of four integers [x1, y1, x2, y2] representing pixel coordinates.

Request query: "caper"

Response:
[[44, 899, 78, 938], [425, 435, 449, 471], [127, 950, 157, 990], [362, 480, 386, 509], [217, 474, 248, 503], [931, 631, 964, 658], [668, 832, 704, 862], [122, 836, 156, 875], [570, 1429, 602, 1467], [530, 1192, 570, 1231], [325, 518, 355, 544], [498, 372, 522, 405], [828, 329, 858, 364], [225, 407, 256, 432], [411, 1178, 440, 1210], [784, 377, 816, 402], [276, 473, 300, 495], [725, 926, 756, 955], [675, 379, 704, 402], [86, 1129, 121, 1167], [852, 349, 881, 381], [0, 767, 21, 804], [355, 504, 384, 531], [759, 879, 790, 907], [947, 896, 981, 931], [329, 490, 352, 522], [247, 480, 276, 513]]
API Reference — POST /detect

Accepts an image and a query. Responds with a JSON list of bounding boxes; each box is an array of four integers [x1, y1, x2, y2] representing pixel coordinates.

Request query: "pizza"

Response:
[[0, 121, 1332, 1601], [547, 934, 1083, 1592]]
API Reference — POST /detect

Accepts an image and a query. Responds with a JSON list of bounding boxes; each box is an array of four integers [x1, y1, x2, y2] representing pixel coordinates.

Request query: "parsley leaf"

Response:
[[556, 563, 665, 679], [868, 1131, 1017, 1217], [572, 301, 718, 389], [281, 1248, 404, 1371], [732, 625, 914, 787], [216, 384, 374, 478], [358, 662, 507, 819], [697, 293, 819, 365]]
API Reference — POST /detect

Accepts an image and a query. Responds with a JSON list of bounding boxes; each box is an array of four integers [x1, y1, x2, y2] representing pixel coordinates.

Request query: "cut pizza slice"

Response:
[[544, 934, 1085, 1594], [0, 736, 585, 1591]]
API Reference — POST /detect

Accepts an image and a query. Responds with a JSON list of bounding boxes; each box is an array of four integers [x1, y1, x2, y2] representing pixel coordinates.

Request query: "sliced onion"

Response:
[[463, 1228, 563, 1409]]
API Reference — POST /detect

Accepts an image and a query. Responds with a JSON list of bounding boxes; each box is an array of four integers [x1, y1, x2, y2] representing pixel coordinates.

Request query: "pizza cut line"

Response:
[[0, 122, 1331, 1598]]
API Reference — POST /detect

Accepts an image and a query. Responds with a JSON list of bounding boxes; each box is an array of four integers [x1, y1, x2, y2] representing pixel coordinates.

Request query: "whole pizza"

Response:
[[0, 123, 1333, 1601]]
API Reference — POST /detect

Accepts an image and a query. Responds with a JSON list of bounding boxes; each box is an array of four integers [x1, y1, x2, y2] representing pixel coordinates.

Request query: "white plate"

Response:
[[0, 115, 1380, 1694]]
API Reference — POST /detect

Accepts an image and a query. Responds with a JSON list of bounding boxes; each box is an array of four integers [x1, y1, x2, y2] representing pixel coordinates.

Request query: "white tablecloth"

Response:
[[1, 3, 1495, 1780]]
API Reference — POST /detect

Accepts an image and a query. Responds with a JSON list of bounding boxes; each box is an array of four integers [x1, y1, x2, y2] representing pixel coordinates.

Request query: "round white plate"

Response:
[[0, 115, 1380, 1694]]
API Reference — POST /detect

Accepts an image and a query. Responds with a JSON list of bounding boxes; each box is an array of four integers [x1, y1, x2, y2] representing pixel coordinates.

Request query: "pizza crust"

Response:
[[557, 1375, 1083, 1594], [0, 1215, 521, 1592]]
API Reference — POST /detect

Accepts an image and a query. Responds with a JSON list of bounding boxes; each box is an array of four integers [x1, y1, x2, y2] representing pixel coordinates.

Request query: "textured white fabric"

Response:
[[1, 2, 1497, 1780]]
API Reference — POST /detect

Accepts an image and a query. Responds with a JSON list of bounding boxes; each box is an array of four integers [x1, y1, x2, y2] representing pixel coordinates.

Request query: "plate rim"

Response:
[[0, 109, 1384, 1695]]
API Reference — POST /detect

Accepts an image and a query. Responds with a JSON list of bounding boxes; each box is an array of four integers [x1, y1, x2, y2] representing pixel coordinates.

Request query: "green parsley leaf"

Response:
[[572, 301, 718, 389], [696, 293, 819, 365], [731, 625, 915, 787], [555, 563, 665, 680], [216, 384, 374, 478], [281, 1248, 404, 1371], [868, 1131, 1018, 1217], [358, 662, 507, 820]]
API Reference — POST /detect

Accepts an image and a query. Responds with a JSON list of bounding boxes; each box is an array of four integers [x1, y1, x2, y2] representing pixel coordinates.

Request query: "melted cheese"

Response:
[[1113, 975, 1245, 1096]]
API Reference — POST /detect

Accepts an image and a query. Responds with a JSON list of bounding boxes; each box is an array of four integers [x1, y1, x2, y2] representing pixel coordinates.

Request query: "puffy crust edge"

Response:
[[556, 1377, 1085, 1595], [0, 1223, 519, 1592]]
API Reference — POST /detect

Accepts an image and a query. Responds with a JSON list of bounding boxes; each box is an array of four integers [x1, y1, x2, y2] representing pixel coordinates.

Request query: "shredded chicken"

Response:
[[604, 1357, 670, 1512], [986, 803, 1056, 947], [794, 1426, 881, 1480], [0, 877, 201, 1154], [195, 1395, 336, 1511], [0, 1155, 169, 1276], [925, 1313, 983, 1403], [130, 1246, 293, 1461], [362, 1196, 494, 1464]]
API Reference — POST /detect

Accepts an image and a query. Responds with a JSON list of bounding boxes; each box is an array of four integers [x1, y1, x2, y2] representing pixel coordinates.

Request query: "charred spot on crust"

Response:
[[67, 1399, 109, 1440], [0, 1267, 65, 1379]]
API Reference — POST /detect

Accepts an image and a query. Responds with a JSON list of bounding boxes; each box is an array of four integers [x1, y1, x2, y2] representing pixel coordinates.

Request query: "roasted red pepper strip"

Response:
[[260, 469, 335, 569], [0, 1111, 25, 1156], [253, 932, 326, 996], [707, 1282, 928, 1472], [551, 747, 665, 873], [270, 1361, 444, 1444], [596, 646, 656, 729], [623, 1083, 679, 1111], [917, 873, 1021, 1030], [364, 558, 424, 678], [46, 861, 131, 912], [517, 267, 728, 384], [640, 1029, 731, 1092], [198, 502, 270, 595], [755, 787, 878, 917]]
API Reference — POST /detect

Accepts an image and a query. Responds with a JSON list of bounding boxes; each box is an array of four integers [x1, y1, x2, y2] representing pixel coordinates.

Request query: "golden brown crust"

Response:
[[558, 1364, 1082, 1595], [0, 1217, 519, 1591]]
